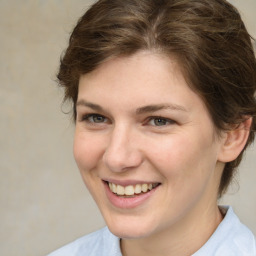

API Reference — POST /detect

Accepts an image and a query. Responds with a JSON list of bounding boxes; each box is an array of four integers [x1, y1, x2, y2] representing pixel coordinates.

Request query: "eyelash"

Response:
[[146, 116, 176, 127], [80, 114, 108, 124], [79, 113, 176, 127]]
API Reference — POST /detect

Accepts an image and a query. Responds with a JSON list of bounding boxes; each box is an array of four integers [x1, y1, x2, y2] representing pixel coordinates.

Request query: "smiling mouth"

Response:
[[106, 182, 160, 197]]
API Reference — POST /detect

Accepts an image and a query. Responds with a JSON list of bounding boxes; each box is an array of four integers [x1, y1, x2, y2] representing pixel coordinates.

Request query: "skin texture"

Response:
[[73, 51, 250, 256]]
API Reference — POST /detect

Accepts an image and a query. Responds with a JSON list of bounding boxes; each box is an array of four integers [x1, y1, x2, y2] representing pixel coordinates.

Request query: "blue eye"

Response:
[[82, 114, 107, 123], [148, 117, 174, 126], [153, 118, 168, 126]]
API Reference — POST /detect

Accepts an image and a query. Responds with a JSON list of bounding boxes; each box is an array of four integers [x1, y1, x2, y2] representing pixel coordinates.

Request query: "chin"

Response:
[[105, 215, 157, 239], [109, 225, 151, 239]]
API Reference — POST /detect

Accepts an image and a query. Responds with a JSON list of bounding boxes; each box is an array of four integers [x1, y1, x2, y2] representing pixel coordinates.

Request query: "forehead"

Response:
[[79, 51, 184, 93], [77, 51, 207, 114]]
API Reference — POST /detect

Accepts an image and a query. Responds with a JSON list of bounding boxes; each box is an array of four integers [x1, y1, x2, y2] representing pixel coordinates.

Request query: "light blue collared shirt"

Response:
[[47, 206, 256, 256]]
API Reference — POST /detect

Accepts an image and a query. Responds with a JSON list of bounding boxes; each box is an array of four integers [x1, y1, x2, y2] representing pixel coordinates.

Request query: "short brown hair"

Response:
[[57, 0, 256, 196]]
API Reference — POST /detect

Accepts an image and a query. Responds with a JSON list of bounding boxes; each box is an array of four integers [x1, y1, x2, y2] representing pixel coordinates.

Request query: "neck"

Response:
[[121, 203, 223, 256]]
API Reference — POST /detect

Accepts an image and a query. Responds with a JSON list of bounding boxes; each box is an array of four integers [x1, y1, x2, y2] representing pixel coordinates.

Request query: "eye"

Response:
[[81, 114, 108, 124], [148, 117, 175, 126]]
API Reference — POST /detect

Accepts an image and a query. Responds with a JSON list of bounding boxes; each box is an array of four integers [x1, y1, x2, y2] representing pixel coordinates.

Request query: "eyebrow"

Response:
[[76, 100, 187, 114], [76, 100, 103, 111], [136, 104, 188, 114]]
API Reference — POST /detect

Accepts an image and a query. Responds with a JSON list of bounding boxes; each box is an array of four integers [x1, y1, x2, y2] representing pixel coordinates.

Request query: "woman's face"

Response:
[[74, 51, 225, 239]]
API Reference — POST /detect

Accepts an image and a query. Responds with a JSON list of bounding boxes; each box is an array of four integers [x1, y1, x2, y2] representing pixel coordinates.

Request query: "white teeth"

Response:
[[116, 185, 125, 195], [134, 184, 142, 194], [112, 183, 117, 193], [108, 182, 158, 196], [142, 184, 148, 192], [124, 185, 134, 196]]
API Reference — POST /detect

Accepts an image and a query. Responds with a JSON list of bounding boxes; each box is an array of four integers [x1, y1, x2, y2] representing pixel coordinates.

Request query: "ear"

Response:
[[218, 117, 252, 163]]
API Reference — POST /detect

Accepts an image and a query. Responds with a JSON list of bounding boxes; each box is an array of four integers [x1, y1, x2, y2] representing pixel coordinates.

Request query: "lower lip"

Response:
[[104, 182, 159, 209]]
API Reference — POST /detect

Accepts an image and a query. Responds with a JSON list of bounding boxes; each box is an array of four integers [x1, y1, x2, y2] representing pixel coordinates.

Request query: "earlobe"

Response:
[[218, 117, 252, 163]]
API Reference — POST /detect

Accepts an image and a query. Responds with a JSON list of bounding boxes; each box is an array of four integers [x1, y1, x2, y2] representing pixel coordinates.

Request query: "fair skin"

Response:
[[74, 51, 250, 256]]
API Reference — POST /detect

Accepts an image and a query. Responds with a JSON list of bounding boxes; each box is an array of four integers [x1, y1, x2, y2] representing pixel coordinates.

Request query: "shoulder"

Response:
[[47, 227, 122, 256], [194, 206, 256, 256]]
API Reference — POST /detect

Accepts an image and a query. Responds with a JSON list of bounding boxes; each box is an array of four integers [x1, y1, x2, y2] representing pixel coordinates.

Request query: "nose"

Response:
[[103, 125, 143, 173]]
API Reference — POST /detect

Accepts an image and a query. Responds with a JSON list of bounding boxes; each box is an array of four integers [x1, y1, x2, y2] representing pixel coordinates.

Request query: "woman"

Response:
[[48, 0, 256, 255]]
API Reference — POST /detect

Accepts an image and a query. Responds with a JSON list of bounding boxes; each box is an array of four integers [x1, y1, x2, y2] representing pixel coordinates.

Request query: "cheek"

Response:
[[73, 132, 105, 172], [146, 135, 191, 170], [147, 133, 216, 180]]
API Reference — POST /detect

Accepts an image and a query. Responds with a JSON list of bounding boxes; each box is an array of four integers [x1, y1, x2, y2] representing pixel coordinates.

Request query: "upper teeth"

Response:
[[108, 182, 158, 196]]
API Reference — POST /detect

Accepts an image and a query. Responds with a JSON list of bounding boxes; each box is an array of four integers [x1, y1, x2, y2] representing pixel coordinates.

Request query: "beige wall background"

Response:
[[0, 1, 255, 255]]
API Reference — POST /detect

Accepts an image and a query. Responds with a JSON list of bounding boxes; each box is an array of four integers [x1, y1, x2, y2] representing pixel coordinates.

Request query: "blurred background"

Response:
[[0, 1, 255, 255]]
